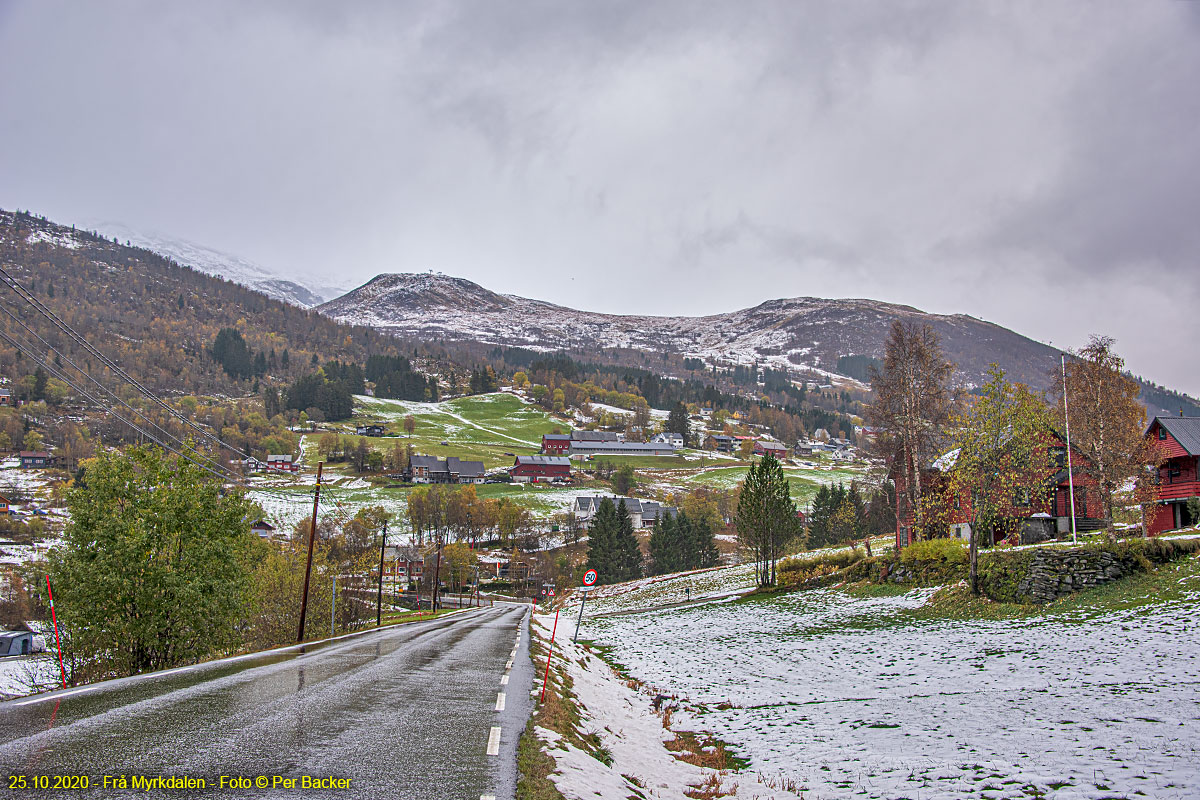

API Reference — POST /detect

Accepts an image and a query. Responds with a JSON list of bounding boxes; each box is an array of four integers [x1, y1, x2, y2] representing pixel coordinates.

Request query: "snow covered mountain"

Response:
[[88, 223, 345, 307], [318, 273, 1064, 390]]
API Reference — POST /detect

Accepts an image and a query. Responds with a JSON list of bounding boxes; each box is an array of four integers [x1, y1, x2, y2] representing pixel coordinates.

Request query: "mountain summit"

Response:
[[319, 273, 1062, 390]]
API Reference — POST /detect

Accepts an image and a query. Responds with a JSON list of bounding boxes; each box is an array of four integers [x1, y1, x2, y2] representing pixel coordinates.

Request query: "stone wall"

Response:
[[1011, 548, 1137, 604]]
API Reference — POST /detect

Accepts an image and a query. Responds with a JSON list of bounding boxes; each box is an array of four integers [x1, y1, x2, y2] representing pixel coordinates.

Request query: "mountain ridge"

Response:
[[319, 272, 1056, 386]]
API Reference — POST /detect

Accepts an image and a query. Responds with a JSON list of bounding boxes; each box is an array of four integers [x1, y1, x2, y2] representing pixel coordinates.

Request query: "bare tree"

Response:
[[868, 321, 955, 543]]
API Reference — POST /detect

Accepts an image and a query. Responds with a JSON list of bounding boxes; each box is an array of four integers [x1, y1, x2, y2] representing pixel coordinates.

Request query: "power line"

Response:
[[0, 296, 235, 480], [0, 265, 259, 464]]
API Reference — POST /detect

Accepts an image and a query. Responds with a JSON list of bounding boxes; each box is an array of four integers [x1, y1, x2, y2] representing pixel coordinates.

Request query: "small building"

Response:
[[265, 454, 300, 473], [651, 431, 684, 449], [510, 455, 571, 483], [541, 433, 571, 455], [1146, 416, 1200, 534], [0, 497, 9, 516], [250, 520, 277, 539], [406, 455, 486, 484], [356, 424, 386, 437], [574, 496, 677, 529], [754, 440, 790, 458], [711, 434, 734, 453], [0, 630, 38, 656], [0, 389, 11, 407], [19, 451, 54, 469]]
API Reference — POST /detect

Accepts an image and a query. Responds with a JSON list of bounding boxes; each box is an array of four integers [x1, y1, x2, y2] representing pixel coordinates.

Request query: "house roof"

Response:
[[573, 495, 677, 520], [571, 430, 620, 442], [513, 455, 571, 467], [1150, 416, 1200, 456], [249, 519, 275, 530], [446, 457, 485, 477], [570, 441, 674, 452], [757, 440, 789, 450], [543, 433, 571, 441], [266, 454, 293, 462], [410, 454, 446, 471], [19, 451, 49, 458]]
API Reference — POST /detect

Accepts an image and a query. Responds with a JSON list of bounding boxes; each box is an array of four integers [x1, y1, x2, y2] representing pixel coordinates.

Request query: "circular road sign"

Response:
[[582, 569, 598, 586]]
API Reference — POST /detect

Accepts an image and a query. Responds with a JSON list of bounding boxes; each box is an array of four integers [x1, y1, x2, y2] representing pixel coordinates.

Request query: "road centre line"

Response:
[[495, 692, 505, 711], [500, 675, 508, 685]]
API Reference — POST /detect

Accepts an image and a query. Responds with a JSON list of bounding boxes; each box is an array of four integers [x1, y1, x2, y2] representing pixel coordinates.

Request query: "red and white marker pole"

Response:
[[539, 609, 559, 703], [45, 575, 66, 689]]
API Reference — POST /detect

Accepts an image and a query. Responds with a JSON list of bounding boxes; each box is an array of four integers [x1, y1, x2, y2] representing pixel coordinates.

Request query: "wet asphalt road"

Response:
[[0, 605, 534, 800]]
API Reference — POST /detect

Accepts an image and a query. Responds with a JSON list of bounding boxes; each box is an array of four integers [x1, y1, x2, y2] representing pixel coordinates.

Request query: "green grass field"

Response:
[[254, 392, 876, 530]]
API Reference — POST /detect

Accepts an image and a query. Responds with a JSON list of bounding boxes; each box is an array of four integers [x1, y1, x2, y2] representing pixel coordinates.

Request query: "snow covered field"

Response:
[[580, 566, 1200, 799]]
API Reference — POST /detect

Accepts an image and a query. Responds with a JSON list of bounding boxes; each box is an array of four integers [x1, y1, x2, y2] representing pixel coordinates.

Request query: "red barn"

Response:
[[1146, 416, 1200, 534], [510, 455, 571, 483], [542, 434, 571, 455]]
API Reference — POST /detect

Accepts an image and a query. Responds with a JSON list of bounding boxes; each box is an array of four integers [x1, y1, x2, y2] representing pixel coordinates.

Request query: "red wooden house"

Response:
[[891, 429, 1103, 548], [509, 455, 571, 483], [1145, 416, 1200, 534]]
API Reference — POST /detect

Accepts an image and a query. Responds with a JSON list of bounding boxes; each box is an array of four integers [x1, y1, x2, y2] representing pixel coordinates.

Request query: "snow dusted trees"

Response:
[[648, 512, 719, 575], [735, 453, 801, 587], [585, 498, 644, 584], [868, 321, 955, 542], [1053, 336, 1163, 530]]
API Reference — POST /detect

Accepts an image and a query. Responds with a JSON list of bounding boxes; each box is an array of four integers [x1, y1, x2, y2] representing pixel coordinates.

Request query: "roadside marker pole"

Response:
[[331, 574, 337, 638], [44, 576, 66, 689], [297, 462, 324, 643], [539, 609, 559, 703]]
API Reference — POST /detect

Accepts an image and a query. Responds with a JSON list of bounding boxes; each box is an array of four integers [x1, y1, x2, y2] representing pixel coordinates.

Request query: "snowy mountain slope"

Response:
[[88, 222, 345, 307], [318, 273, 1064, 390]]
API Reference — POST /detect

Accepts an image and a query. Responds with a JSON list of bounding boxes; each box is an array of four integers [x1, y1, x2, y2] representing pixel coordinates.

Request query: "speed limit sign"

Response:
[[582, 569, 598, 586]]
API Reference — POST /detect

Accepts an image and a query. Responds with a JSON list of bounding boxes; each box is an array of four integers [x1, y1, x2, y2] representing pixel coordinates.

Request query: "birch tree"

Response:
[[1053, 336, 1163, 530], [868, 322, 955, 542]]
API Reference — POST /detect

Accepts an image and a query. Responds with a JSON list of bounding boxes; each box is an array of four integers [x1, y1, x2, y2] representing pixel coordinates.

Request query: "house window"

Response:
[[1168, 463, 1181, 480], [1049, 447, 1067, 468], [1159, 427, 1168, 440], [1014, 489, 1031, 506]]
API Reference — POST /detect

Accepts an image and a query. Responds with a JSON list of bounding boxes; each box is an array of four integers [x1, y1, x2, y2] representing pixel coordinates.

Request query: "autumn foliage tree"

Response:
[[944, 366, 1055, 594], [1053, 336, 1163, 530]]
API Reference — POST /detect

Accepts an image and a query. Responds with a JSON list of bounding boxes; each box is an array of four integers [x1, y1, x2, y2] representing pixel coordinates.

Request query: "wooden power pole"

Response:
[[297, 461, 324, 643]]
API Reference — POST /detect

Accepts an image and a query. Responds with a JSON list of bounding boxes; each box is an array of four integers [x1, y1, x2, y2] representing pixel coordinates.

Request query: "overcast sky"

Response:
[[1, 1, 1198, 394]]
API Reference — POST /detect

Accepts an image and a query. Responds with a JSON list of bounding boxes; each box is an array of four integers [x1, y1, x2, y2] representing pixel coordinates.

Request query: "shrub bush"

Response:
[[779, 547, 864, 586], [898, 537, 968, 566]]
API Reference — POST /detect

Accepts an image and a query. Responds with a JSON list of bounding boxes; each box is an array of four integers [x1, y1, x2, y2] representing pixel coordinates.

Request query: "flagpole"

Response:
[[1062, 355, 1078, 545]]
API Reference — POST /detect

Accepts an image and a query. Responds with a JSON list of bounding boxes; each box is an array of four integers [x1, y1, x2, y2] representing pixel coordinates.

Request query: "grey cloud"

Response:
[[0, 0, 1197, 394]]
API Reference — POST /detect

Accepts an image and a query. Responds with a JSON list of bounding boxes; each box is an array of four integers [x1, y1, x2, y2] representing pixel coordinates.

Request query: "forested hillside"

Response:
[[0, 209, 409, 395]]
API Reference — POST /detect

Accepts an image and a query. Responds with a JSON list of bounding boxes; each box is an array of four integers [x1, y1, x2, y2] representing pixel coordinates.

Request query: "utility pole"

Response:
[[297, 462, 323, 643], [376, 519, 388, 627], [331, 574, 337, 638], [1061, 355, 1078, 545], [431, 532, 443, 611]]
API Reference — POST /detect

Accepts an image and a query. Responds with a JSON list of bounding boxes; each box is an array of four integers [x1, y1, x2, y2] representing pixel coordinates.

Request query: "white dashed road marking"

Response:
[[486, 726, 501, 756], [500, 675, 509, 686], [495, 692, 506, 711]]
